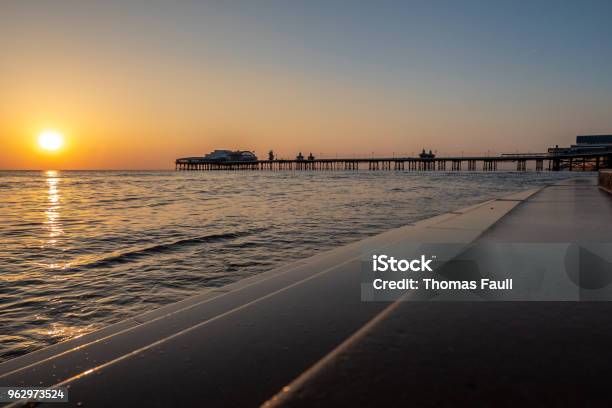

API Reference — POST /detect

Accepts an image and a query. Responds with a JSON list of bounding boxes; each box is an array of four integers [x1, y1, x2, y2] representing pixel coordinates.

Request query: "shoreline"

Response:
[[0, 180, 554, 406], [0, 171, 581, 366]]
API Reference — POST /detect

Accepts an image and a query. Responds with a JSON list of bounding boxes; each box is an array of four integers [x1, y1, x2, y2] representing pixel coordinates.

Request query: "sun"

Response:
[[38, 130, 64, 151]]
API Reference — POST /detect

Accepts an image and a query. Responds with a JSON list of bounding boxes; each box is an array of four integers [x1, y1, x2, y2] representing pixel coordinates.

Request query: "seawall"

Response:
[[599, 169, 612, 193]]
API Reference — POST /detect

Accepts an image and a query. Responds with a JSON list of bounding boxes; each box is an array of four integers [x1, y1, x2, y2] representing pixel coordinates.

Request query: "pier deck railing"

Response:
[[175, 152, 612, 172]]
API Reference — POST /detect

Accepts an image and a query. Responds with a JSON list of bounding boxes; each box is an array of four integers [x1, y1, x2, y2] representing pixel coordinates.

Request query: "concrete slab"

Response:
[[427, 200, 518, 231], [448, 199, 496, 214], [0, 319, 140, 378], [266, 302, 612, 407], [495, 188, 540, 201], [551, 177, 597, 186], [264, 176, 612, 407], [481, 185, 612, 242]]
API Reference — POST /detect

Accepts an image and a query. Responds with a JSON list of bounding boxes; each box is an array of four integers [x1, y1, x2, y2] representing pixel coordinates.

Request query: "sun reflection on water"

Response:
[[44, 170, 63, 246], [46, 322, 91, 340]]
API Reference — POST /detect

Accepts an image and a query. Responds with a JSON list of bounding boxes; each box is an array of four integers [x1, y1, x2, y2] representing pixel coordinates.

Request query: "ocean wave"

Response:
[[96, 196, 150, 203], [71, 228, 268, 270]]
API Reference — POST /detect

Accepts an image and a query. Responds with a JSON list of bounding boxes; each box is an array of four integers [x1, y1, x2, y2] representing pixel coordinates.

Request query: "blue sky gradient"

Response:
[[2, 0, 611, 168]]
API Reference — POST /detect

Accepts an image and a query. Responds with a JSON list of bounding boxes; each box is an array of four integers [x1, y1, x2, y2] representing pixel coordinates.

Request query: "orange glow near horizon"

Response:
[[1, 3, 611, 170]]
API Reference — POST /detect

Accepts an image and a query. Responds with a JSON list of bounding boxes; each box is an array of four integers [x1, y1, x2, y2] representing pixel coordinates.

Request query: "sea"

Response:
[[0, 170, 587, 362]]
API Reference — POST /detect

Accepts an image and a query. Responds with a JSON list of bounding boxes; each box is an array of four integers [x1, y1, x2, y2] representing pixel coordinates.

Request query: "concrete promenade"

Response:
[[1, 176, 610, 406], [266, 176, 612, 407]]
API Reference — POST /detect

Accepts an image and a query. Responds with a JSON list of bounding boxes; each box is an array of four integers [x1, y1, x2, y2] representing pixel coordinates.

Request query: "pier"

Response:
[[175, 152, 612, 172]]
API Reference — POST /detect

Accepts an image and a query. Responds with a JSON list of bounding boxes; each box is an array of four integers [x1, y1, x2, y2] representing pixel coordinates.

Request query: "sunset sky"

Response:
[[2, 0, 612, 169]]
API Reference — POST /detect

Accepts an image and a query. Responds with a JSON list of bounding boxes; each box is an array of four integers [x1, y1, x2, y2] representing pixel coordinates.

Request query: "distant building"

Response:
[[576, 135, 612, 145], [307, 153, 315, 161], [203, 149, 258, 162], [296, 152, 304, 161], [419, 149, 435, 159], [548, 135, 612, 156]]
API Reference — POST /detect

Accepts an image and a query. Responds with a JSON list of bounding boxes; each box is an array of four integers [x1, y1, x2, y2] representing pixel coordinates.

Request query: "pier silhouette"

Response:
[[176, 151, 611, 172]]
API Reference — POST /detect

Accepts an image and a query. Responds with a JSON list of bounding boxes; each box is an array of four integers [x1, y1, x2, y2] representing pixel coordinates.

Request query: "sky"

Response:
[[1, 0, 612, 169]]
